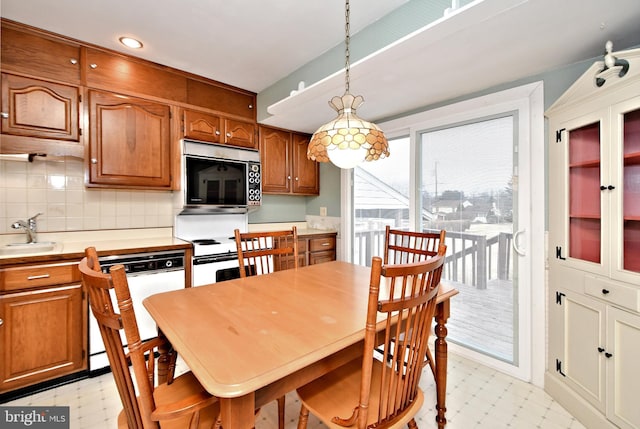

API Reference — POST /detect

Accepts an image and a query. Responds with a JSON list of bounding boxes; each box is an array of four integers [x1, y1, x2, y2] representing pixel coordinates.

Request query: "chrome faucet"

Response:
[[11, 213, 42, 243]]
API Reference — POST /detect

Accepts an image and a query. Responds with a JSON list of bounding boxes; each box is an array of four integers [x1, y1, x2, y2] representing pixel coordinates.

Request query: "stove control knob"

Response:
[[165, 260, 173, 268]]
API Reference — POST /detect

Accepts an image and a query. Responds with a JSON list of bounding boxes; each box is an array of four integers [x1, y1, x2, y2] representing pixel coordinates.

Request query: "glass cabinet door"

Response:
[[623, 107, 640, 273], [568, 121, 602, 263]]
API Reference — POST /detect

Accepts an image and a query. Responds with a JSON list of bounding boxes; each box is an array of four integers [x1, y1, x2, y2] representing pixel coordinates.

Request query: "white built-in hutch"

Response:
[[546, 44, 640, 429]]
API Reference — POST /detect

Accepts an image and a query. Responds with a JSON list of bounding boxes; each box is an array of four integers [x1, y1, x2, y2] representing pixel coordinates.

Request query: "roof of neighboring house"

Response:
[[354, 169, 433, 220]]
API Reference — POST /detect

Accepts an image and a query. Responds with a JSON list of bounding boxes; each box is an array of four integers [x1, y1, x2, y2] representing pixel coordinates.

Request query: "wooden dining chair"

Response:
[[296, 254, 445, 429], [234, 228, 298, 429], [383, 226, 446, 376], [234, 226, 299, 277], [384, 226, 446, 265], [80, 247, 221, 429]]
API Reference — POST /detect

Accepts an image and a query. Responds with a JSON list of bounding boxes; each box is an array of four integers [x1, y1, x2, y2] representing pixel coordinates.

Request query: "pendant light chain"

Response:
[[306, 0, 389, 168], [344, 0, 351, 94]]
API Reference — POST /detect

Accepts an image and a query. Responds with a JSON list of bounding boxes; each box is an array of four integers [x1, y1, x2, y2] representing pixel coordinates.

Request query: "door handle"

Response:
[[513, 229, 526, 256]]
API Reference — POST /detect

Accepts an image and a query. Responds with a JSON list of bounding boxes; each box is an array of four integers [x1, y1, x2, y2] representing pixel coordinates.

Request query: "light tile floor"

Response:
[[3, 353, 586, 429]]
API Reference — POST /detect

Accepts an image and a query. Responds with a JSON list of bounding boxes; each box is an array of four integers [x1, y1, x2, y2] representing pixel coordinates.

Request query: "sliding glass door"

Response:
[[419, 115, 518, 364]]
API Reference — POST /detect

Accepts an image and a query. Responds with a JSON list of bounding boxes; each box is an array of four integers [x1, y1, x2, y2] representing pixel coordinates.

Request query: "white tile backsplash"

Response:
[[0, 158, 177, 234]]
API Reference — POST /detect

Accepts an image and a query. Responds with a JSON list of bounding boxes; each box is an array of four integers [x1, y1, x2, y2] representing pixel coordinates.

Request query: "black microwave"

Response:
[[182, 140, 261, 213]]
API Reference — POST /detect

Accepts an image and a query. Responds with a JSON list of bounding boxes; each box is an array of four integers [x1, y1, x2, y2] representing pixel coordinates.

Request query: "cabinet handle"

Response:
[[295, 177, 299, 181], [598, 347, 605, 353], [600, 185, 607, 190], [605, 352, 613, 358], [70, 58, 78, 65], [607, 185, 615, 190], [321, 243, 330, 246], [90, 63, 98, 69], [1, 112, 8, 119], [27, 274, 50, 280], [248, 104, 253, 109], [287, 175, 291, 180], [602, 289, 610, 295], [0, 318, 3, 326], [215, 130, 221, 136], [91, 158, 98, 164], [226, 132, 232, 138]]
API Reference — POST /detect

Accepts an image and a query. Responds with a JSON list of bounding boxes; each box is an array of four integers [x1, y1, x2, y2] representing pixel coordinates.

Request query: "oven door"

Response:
[[193, 253, 243, 286]]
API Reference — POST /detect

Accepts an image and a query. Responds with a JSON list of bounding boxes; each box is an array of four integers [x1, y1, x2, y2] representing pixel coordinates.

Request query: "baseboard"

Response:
[[544, 372, 615, 429]]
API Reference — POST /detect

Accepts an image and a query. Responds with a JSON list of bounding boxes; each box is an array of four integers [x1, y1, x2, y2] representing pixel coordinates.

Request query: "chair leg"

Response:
[[297, 404, 310, 429], [407, 417, 418, 428], [277, 395, 286, 429]]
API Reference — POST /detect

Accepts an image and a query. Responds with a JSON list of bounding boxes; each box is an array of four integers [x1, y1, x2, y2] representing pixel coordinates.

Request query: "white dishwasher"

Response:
[[88, 250, 186, 374]]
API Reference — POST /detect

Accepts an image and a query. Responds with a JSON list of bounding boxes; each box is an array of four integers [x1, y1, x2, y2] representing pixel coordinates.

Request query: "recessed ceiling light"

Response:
[[119, 36, 143, 49]]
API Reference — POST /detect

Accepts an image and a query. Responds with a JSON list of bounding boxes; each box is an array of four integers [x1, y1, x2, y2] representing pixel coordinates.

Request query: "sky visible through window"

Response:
[[358, 115, 513, 199], [422, 116, 513, 197]]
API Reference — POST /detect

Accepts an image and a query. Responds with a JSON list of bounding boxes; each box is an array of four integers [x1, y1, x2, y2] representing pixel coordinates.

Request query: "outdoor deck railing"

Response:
[[353, 228, 513, 289]]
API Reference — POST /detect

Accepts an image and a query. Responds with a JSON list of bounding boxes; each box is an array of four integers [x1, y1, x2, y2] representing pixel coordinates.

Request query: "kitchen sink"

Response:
[[0, 241, 58, 255]]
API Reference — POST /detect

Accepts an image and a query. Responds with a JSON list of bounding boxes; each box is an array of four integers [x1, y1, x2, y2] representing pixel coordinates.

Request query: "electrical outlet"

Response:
[[320, 207, 327, 217]]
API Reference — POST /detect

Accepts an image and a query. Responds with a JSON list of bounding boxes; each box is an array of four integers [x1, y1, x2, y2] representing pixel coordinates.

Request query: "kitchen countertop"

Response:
[[0, 225, 338, 266], [0, 228, 191, 266]]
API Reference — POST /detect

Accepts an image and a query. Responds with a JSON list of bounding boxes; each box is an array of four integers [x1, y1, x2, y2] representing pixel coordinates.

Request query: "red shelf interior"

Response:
[[570, 218, 601, 263], [570, 166, 601, 217], [624, 164, 640, 218], [624, 108, 640, 155], [569, 122, 600, 165], [624, 220, 640, 272]]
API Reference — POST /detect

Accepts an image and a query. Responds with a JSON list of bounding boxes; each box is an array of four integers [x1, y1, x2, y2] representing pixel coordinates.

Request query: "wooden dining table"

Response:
[[144, 260, 458, 428]]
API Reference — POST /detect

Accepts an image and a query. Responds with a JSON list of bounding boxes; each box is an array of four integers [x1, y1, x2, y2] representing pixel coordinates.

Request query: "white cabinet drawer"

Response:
[[585, 275, 640, 313]]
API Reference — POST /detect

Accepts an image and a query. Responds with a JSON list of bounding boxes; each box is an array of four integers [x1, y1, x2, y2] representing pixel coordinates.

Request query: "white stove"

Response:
[[175, 213, 247, 286]]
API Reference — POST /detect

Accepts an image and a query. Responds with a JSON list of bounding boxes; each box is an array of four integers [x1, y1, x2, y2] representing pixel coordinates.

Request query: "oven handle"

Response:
[[193, 253, 239, 265]]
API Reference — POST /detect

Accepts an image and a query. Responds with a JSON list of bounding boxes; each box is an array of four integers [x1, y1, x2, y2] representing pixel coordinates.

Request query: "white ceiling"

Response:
[[0, 0, 406, 93], [3, 0, 640, 134]]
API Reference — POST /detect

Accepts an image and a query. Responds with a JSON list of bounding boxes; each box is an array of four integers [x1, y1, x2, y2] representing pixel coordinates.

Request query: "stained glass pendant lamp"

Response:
[[307, 0, 390, 169]]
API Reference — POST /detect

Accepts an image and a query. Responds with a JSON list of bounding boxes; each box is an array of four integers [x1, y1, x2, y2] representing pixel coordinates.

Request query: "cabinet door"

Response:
[[88, 90, 172, 188], [291, 132, 319, 195], [549, 109, 610, 277], [183, 109, 222, 144], [550, 289, 606, 412], [1, 73, 80, 141], [224, 118, 256, 149], [606, 307, 640, 429], [260, 127, 291, 193], [186, 78, 256, 121], [0, 284, 85, 393], [85, 48, 187, 102], [611, 98, 640, 283], [1, 24, 81, 84]]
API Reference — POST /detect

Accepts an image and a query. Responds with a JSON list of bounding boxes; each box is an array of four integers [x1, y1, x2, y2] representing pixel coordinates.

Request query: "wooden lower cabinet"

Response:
[[298, 233, 336, 266], [0, 283, 85, 393]]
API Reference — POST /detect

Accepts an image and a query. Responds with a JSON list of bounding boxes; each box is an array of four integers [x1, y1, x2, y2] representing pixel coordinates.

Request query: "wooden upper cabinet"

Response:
[[291, 132, 319, 194], [259, 125, 319, 195], [260, 127, 291, 194], [1, 73, 80, 141], [85, 48, 187, 103], [186, 78, 256, 121], [183, 109, 223, 144], [88, 90, 172, 189], [1, 24, 81, 84], [183, 109, 256, 149], [225, 118, 256, 149]]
